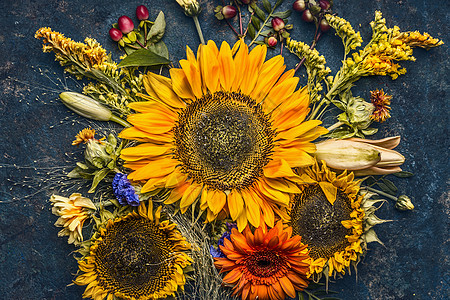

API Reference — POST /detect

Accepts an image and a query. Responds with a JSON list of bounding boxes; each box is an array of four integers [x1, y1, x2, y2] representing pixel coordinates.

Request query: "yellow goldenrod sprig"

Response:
[[325, 14, 363, 55], [286, 37, 331, 105]]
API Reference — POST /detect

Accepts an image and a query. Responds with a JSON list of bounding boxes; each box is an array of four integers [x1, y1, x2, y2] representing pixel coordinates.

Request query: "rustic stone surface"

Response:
[[0, 0, 448, 299]]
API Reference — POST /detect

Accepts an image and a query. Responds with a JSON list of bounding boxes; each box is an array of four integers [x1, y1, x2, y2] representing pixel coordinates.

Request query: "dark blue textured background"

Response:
[[0, 0, 448, 299]]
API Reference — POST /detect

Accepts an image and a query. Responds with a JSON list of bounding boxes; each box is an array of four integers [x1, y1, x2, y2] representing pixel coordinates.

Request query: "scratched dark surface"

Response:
[[0, 0, 448, 299]]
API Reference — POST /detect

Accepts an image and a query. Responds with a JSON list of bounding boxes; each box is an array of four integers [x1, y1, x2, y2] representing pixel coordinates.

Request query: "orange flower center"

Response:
[[243, 250, 287, 280]]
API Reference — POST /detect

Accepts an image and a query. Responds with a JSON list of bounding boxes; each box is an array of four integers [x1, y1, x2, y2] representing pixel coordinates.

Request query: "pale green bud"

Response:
[[176, 0, 202, 17], [346, 96, 375, 130], [395, 195, 414, 211], [85, 139, 111, 169], [59, 92, 112, 121]]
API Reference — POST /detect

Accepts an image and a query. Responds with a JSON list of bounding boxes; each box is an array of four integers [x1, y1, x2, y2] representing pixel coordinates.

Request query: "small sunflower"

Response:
[[289, 160, 365, 280], [370, 89, 392, 122], [214, 222, 310, 300], [119, 40, 327, 231], [74, 202, 192, 300]]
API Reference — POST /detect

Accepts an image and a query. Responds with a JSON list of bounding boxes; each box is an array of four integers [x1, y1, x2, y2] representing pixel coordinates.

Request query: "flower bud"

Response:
[[319, 0, 331, 10], [177, 0, 202, 16], [395, 195, 414, 211], [346, 96, 375, 130], [118, 16, 134, 34], [302, 9, 314, 22], [315, 136, 405, 176], [222, 5, 237, 19], [320, 19, 331, 32], [271, 17, 285, 32], [85, 139, 112, 169], [59, 92, 112, 121], [108, 28, 123, 42], [136, 5, 149, 20], [267, 36, 277, 47], [293, 0, 306, 12]]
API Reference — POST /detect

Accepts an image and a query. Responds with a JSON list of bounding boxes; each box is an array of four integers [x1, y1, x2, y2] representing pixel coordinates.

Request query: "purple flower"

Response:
[[210, 223, 237, 258], [112, 173, 140, 206]]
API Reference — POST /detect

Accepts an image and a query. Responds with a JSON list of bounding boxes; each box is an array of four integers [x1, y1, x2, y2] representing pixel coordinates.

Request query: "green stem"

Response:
[[193, 16, 206, 45], [365, 186, 397, 201], [109, 114, 132, 127]]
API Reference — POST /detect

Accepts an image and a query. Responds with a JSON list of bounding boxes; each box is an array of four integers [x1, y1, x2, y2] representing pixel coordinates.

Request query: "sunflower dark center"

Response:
[[94, 217, 174, 298], [174, 91, 275, 190], [289, 184, 353, 260], [244, 250, 286, 278]]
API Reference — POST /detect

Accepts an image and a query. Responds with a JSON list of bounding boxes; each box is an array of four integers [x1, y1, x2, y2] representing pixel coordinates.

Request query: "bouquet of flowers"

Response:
[[33, 1, 442, 299]]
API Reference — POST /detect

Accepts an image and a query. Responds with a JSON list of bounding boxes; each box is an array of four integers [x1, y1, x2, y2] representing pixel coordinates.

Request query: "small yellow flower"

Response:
[[72, 128, 100, 145], [50, 193, 96, 245]]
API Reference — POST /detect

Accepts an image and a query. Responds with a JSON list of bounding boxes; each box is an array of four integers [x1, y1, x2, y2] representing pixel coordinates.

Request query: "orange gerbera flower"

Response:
[[214, 222, 310, 300], [119, 40, 327, 231]]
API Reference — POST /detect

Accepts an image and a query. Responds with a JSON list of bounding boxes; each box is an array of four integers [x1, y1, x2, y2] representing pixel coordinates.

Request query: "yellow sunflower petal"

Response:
[[207, 189, 227, 215], [319, 181, 338, 205], [228, 190, 244, 221], [218, 41, 236, 91], [169, 68, 195, 99], [180, 183, 203, 212]]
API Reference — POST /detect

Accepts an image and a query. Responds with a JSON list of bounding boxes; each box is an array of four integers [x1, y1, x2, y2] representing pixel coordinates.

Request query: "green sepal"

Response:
[[88, 168, 111, 193]]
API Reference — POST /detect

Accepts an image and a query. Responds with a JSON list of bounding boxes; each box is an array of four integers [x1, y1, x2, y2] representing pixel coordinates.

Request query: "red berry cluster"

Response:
[[293, 0, 331, 32], [109, 5, 149, 42]]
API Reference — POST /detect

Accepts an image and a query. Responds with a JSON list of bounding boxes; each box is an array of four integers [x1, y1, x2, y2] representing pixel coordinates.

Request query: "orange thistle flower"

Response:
[[370, 89, 392, 122], [72, 128, 105, 145], [214, 222, 310, 300]]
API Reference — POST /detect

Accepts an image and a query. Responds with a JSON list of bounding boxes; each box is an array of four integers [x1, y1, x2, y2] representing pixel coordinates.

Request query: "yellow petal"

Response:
[[207, 189, 227, 215], [169, 68, 195, 100], [145, 72, 186, 109], [180, 183, 203, 210], [228, 190, 244, 221], [218, 41, 235, 91], [319, 181, 338, 205], [240, 45, 267, 95], [180, 58, 203, 98], [199, 41, 220, 93], [250, 55, 285, 103]]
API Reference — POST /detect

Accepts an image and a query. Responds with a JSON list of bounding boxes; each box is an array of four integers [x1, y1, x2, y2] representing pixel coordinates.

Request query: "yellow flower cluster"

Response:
[[286, 38, 331, 103], [35, 28, 111, 76], [343, 11, 444, 80], [325, 14, 363, 54]]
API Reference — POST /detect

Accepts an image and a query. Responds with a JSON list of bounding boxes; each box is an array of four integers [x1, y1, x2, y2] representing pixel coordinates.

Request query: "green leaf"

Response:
[[382, 178, 398, 193], [331, 99, 346, 111], [255, 41, 266, 45], [88, 168, 111, 193], [361, 127, 378, 135], [271, 10, 292, 19], [147, 11, 165, 42], [148, 41, 170, 60], [377, 182, 396, 196], [255, 5, 266, 21], [118, 48, 170, 68], [275, 0, 285, 8], [248, 24, 256, 40], [260, 29, 273, 37], [251, 15, 261, 30], [76, 162, 89, 170], [393, 171, 414, 178], [67, 167, 83, 178], [262, 0, 272, 13], [107, 134, 117, 148]]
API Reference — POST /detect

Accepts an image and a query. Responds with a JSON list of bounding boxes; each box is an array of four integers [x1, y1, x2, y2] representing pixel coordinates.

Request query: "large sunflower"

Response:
[[289, 160, 365, 280], [74, 202, 192, 300], [214, 222, 310, 300], [119, 40, 327, 231]]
